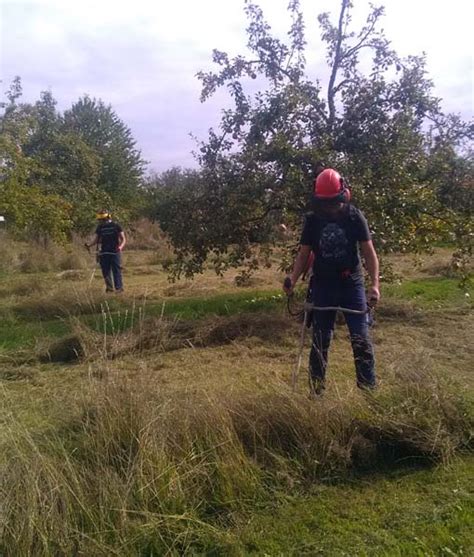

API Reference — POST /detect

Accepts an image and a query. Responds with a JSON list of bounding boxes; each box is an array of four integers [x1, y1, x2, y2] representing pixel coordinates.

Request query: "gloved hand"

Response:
[[283, 276, 294, 296], [367, 286, 380, 307]]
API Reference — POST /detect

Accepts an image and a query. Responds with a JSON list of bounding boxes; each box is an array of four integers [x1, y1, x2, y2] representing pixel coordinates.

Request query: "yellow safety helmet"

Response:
[[95, 209, 111, 220]]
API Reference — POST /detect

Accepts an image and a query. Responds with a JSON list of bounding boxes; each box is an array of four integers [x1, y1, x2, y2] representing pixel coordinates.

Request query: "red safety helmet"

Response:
[[313, 168, 350, 203]]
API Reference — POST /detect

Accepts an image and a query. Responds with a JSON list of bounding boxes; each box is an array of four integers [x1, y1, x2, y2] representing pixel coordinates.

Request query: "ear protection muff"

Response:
[[339, 177, 351, 202]]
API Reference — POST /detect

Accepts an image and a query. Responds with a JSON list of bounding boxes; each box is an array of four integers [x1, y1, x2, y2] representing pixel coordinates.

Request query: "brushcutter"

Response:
[[284, 277, 375, 395]]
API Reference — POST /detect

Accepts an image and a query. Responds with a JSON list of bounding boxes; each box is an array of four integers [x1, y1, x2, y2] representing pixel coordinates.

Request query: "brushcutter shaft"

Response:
[[303, 302, 368, 315], [292, 311, 308, 391]]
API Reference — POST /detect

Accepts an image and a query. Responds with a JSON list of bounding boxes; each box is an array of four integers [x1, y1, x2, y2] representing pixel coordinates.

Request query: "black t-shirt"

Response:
[[300, 205, 371, 277], [95, 221, 123, 253]]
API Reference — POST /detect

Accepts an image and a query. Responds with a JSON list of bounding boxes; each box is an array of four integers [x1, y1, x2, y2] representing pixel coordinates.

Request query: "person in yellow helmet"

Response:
[[85, 210, 126, 292]]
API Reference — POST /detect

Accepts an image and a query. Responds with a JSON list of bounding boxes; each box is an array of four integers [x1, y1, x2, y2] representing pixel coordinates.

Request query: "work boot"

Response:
[[357, 380, 378, 392], [309, 378, 325, 399]]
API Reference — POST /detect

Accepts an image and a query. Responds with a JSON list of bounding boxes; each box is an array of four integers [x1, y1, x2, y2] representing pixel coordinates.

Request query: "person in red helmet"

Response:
[[283, 167, 380, 394]]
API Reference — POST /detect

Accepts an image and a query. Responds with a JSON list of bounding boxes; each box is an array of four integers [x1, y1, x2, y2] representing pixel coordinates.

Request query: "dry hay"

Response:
[[40, 311, 296, 363]]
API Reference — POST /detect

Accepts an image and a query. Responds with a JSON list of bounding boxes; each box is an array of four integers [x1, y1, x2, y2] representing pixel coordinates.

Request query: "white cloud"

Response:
[[2, 0, 472, 171]]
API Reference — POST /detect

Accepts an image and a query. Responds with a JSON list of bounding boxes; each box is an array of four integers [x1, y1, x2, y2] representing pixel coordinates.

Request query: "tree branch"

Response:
[[327, 0, 348, 129], [332, 77, 359, 95], [343, 19, 378, 60]]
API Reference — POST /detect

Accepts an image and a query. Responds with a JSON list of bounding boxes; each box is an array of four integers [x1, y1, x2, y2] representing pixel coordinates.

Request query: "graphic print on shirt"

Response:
[[319, 223, 349, 263]]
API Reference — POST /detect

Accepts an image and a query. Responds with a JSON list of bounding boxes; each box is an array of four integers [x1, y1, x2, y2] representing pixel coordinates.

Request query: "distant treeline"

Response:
[[1, 0, 472, 281]]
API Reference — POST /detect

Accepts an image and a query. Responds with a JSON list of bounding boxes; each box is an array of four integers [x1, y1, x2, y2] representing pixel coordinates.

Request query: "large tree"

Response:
[[1, 80, 146, 237], [0, 81, 73, 243], [157, 0, 473, 279], [21, 90, 109, 232], [63, 96, 146, 205]]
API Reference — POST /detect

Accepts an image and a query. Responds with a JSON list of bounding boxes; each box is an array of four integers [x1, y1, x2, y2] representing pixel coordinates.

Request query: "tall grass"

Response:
[[0, 237, 89, 274], [126, 218, 174, 256], [1, 362, 472, 555]]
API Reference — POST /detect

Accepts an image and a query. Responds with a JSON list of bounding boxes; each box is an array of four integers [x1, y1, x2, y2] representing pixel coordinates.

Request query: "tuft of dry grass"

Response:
[[13, 287, 107, 320], [375, 298, 424, 322], [0, 276, 49, 298], [0, 237, 89, 274]]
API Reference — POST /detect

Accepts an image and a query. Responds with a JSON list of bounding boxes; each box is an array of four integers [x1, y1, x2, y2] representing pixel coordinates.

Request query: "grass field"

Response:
[[0, 245, 473, 555]]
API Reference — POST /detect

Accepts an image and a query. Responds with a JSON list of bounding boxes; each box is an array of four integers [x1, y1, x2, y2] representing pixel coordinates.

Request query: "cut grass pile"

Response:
[[41, 308, 294, 363]]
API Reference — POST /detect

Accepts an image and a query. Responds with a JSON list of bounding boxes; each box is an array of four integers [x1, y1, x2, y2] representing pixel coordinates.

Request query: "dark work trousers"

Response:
[[309, 273, 376, 389], [99, 253, 123, 291]]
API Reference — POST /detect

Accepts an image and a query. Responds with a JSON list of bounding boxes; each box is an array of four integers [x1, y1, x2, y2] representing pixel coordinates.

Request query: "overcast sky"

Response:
[[1, 0, 473, 172]]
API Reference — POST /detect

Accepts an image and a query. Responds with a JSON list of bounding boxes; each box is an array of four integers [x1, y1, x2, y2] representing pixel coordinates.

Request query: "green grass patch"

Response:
[[0, 318, 69, 351], [235, 457, 474, 556], [145, 277, 470, 324], [384, 277, 472, 308], [160, 289, 285, 319], [83, 289, 286, 335]]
